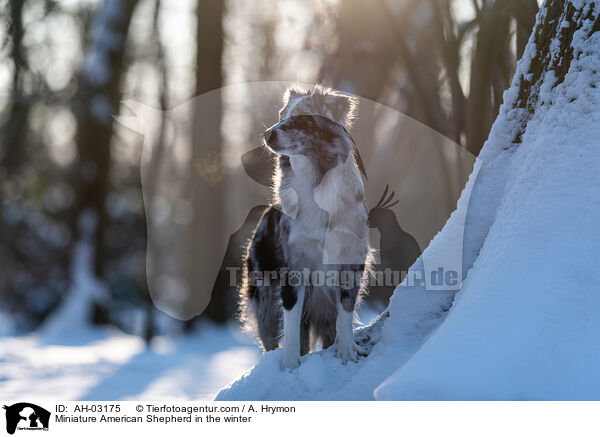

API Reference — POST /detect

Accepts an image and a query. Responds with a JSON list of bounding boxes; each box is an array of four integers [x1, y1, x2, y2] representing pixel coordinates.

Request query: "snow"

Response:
[[0, 207, 261, 401], [0, 322, 260, 401], [218, 2, 600, 401], [0, 308, 383, 401], [40, 210, 107, 344], [0, 313, 15, 336], [375, 4, 600, 400]]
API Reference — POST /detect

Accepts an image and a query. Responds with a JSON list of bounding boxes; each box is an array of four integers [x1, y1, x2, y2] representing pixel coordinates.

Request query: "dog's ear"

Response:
[[242, 147, 277, 187], [327, 94, 358, 128], [283, 88, 303, 105]]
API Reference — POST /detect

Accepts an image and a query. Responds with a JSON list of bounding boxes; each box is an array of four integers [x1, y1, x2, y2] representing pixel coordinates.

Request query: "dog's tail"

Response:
[[237, 221, 283, 351], [237, 242, 260, 342], [239, 267, 282, 351]]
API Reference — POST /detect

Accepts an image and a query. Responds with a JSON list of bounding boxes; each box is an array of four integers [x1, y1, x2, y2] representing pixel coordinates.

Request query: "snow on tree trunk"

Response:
[[217, 0, 600, 400]]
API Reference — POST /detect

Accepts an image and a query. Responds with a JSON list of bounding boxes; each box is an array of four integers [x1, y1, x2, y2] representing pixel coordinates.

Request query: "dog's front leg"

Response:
[[281, 285, 305, 370], [335, 288, 364, 364]]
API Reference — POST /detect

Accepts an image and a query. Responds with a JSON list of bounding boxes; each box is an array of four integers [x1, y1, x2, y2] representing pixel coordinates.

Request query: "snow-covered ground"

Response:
[[0, 305, 379, 401], [0, 322, 260, 401]]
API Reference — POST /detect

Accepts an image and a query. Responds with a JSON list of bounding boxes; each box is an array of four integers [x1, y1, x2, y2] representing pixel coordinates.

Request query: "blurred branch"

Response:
[[513, 0, 539, 57], [153, 0, 168, 112], [430, 0, 466, 144], [376, 0, 449, 134]]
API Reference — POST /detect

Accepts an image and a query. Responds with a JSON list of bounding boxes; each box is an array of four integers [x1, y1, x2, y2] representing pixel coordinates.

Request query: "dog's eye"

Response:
[[291, 117, 311, 131], [280, 156, 290, 167]]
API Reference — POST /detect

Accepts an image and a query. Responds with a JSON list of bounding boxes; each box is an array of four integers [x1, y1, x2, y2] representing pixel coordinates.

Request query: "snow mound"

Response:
[[376, 3, 600, 400], [217, 290, 454, 400]]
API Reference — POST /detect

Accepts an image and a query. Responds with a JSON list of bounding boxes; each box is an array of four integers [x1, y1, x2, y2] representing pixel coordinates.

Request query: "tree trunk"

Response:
[[190, 0, 229, 324], [0, 0, 30, 174], [71, 0, 139, 324]]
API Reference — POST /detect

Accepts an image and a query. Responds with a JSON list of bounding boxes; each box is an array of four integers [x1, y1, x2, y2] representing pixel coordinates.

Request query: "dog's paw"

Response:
[[354, 342, 368, 357], [335, 340, 358, 364], [281, 353, 300, 370]]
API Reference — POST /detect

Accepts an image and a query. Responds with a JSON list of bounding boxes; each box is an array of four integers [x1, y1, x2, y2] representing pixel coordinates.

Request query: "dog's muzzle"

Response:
[[264, 127, 282, 151]]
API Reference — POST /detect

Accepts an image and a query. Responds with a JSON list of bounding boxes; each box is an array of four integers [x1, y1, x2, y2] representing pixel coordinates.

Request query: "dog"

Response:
[[240, 86, 371, 369]]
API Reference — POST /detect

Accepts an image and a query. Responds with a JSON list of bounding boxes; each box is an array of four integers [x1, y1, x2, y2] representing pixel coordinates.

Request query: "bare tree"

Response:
[[191, 0, 230, 324], [0, 0, 30, 174], [71, 0, 139, 324]]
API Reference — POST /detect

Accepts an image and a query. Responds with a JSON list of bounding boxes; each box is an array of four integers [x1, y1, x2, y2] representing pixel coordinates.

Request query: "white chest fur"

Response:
[[281, 154, 369, 266]]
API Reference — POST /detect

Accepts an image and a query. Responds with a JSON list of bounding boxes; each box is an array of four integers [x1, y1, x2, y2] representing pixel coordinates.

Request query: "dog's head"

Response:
[[263, 86, 358, 169]]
